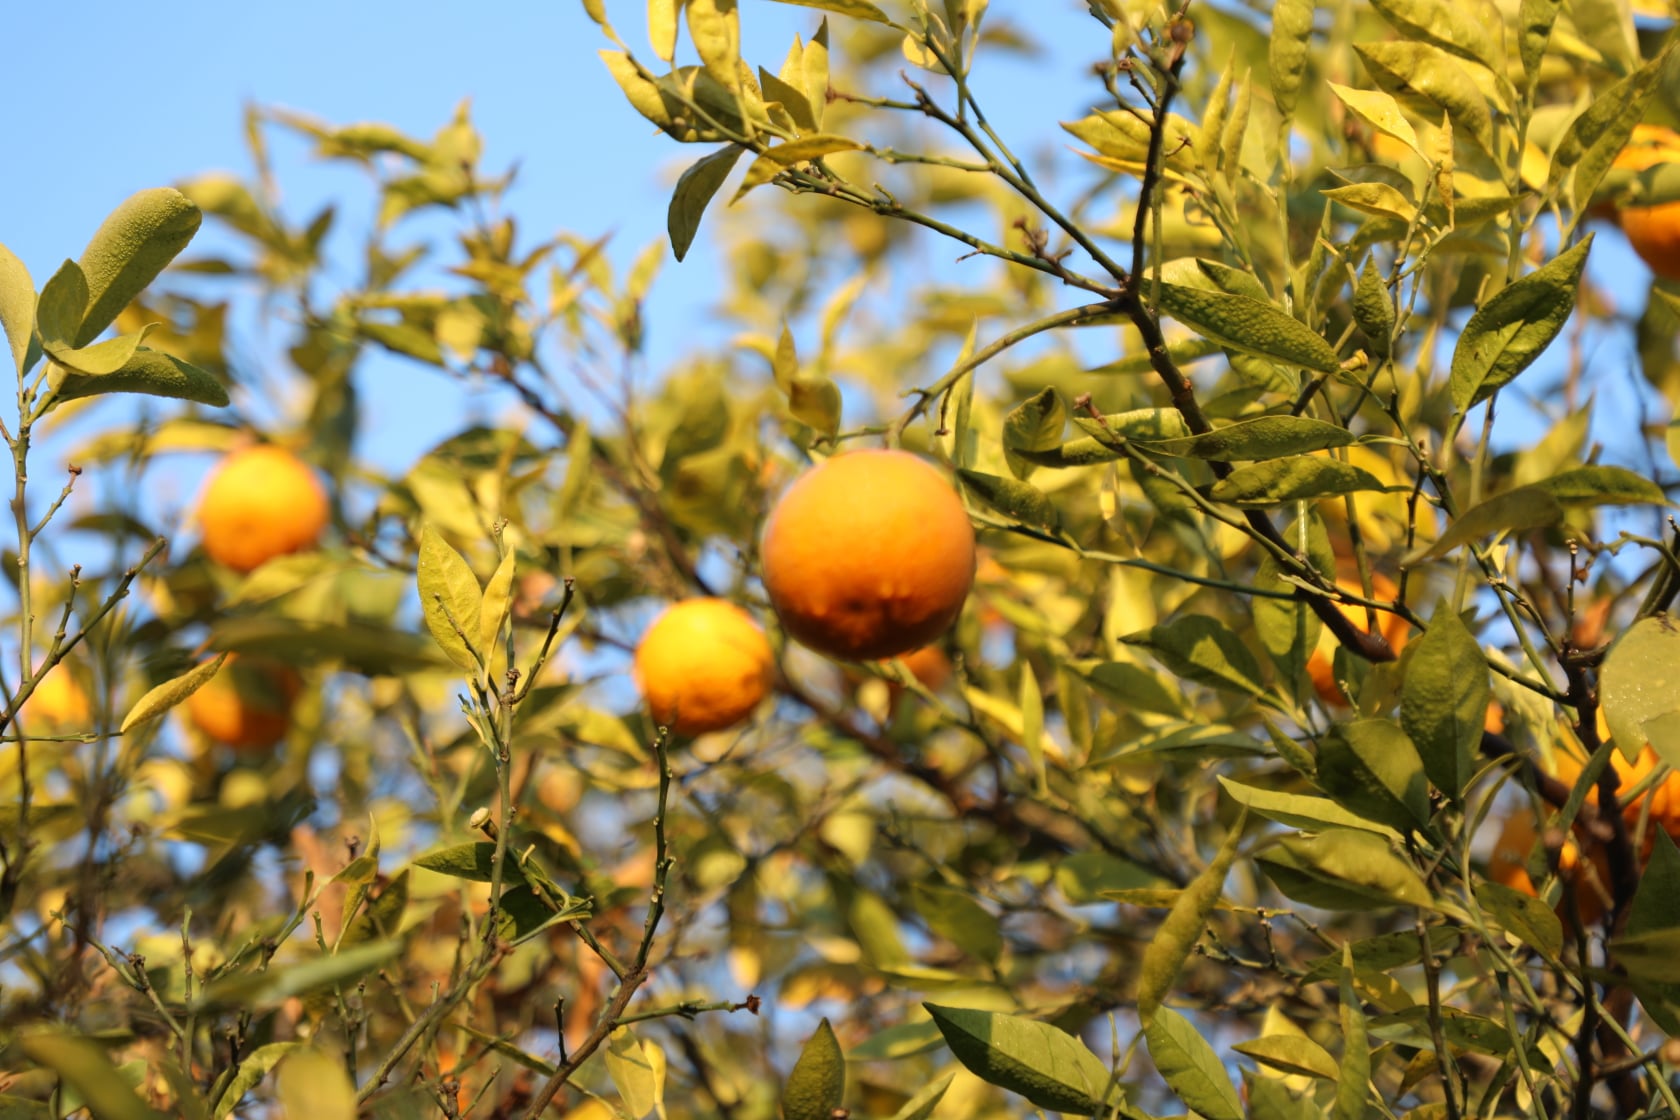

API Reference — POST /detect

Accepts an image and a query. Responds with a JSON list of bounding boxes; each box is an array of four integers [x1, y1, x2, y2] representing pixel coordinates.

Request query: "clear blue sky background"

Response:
[[0, 1, 1103, 480], [0, 1, 1667, 523]]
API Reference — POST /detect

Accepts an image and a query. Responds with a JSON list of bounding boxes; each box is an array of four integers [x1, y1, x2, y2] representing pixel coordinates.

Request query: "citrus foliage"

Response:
[[4, 1, 1680, 1119]]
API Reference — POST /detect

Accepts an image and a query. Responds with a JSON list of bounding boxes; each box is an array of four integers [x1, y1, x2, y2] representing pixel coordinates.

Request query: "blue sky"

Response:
[[0, 2, 1104, 476], [0, 1, 1669, 524]]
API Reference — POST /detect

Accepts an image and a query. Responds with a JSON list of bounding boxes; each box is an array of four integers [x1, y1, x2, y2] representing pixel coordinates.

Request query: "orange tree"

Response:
[[7, 1, 1680, 1118]]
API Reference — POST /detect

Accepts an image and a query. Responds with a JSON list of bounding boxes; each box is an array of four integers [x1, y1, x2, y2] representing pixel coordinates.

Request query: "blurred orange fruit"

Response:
[[1613, 124, 1680, 281], [1551, 741, 1680, 845], [1306, 571, 1409, 706], [22, 666, 92, 731], [1487, 808, 1611, 927], [184, 654, 301, 752], [197, 445, 330, 573], [761, 450, 976, 660], [634, 598, 773, 736]]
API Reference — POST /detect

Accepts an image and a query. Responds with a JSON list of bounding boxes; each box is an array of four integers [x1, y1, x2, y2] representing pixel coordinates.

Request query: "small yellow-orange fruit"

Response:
[[184, 654, 301, 752], [22, 666, 92, 731], [1307, 571, 1410, 707], [634, 599, 773, 736], [197, 445, 330, 573], [1613, 124, 1680, 282], [761, 450, 976, 661]]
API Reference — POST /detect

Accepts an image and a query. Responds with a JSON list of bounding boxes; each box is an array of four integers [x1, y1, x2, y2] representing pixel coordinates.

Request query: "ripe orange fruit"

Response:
[[1613, 124, 1680, 281], [1550, 741, 1680, 847], [1487, 809, 1611, 927], [633, 598, 773, 736], [1306, 571, 1410, 706], [21, 666, 92, 731], [761, 450, 976, 661], [183, 654, 301, 752], [197, 445, 330, 573]]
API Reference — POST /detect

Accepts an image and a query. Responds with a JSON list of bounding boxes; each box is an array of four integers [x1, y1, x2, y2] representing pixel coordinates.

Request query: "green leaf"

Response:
[[74, 187, 201, 346], [606, 1027, 662, 1119], [17, 1033, 165, 1120], [1300, 926, 1462, 980], [1244, 1074, 1320, 1120], [413, 841, 529, 886], [1449, 237, 1592, 410], [1258, 828, 1433, 910], [1315, 719, 1431, 833], [417, 524, 483, 673], [120, 653, 229, 733], [924, 1004, 1110, 1116], [1354, 41, 1493, 151], [1549, 51, 1670, 213], [1232, 1035, 1339, 1080], [1138, 416, 1355, 461], [1086, 336, 1223, 376], [1623, 833, 1680, 1028], [1400, 602, 1488, 799], [735, 133, 864, 200], [1333, 944, 1371, 1120], [1122, 614, 1266, 697], [783, 1019, 845, 1120], [1155, 283, 1341, 373], [274, 1048, 354, 1120], [1269, 0, 1316, 124], [1476, 879, 1563, 958], [958, 469, 1059, 529], [1411, 464, 1666, 562], [1207, 456, 1386, 507], [1369, 0, 1506, 76], [1137, 817, 1243, 1023], [887, 1072, 955, 1120], [1601, 614, 1680, 769], [768, 0, 894, 24], [0, 242, 34, 375], [1002, 387, 1067, 480], [908, 883, 1002, 963], [35, 261, 89, 349], [1353, 258, 1395, 359], [1217, 777, 1403, 840], [787, 375, 842, 438], [1517, 0, 1562, 82], [45, 325, 155, 376], [51, 348, 230, 408], [668, 145, 745, 261], [196, 941, 401, 1011], [1144, 1006, 1243, 1120], [1329, 83, 1421, 156], [211, 1043, 299, 1120], [478, 549, 517, 654]]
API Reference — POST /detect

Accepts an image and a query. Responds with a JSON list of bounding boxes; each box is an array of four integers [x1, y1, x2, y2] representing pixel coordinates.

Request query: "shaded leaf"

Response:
[[1411, 464, 1665, 561], [1002, 387, 1066, 480], [52, 348, 229, 408], [958, 469, 1059, 529], [668, 144, 745, 261], [1207, 456, 1386, 507], [1449, 237, 1591, 410], [1137, 816, 1243, 1023], [1122, 614, 1266, 697], [1476, 879, 1563, 958], [1258, 828, 1433, 910], [925, 1004, 1110, 1116], [413, 842, 529, 886], [1138, 416, 1354, 461], [1316, 719, 1431, 833], [17, 1034, 164, 1120], [1400, 602, 1488, 799]]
